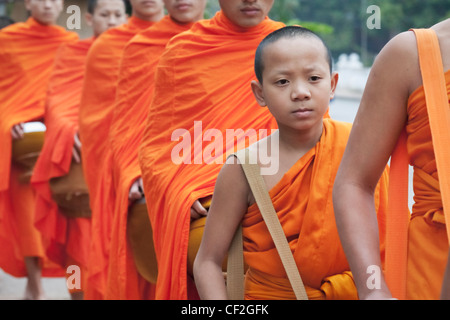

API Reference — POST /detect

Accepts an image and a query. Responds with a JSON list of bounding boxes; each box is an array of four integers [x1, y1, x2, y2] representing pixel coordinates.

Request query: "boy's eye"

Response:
[[310, 76, 321, 81], [276, 79, 289, 85]]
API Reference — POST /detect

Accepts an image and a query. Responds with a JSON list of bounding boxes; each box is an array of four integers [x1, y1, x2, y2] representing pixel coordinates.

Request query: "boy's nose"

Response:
[[291, 83, 311, 101], [43, 0, 52, 8]]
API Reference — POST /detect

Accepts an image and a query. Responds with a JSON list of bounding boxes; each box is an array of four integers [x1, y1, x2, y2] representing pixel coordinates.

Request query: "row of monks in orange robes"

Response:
[[0, 0, 449, 300]]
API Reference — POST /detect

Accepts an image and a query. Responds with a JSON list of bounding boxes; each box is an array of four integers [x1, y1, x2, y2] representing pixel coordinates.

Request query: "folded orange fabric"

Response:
[[391, 33, 450, 299], [138, 10, 285, 299], [31, 37, 95, 273], [242, 119, 388, 300], [0, 17, 77, 277], [106, 15, 196, 300], [78, 16, 156, 300]]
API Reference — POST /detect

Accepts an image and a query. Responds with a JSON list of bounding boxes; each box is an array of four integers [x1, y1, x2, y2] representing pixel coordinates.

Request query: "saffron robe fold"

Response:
[[138, 10, 285, 299], [403, 68, 450, 300], [106, 15, 195, 300], [242, 119, 389, 300], [30, 38, 95, 277], [0, 18, 77, 277], [78, 16, 156, 300]]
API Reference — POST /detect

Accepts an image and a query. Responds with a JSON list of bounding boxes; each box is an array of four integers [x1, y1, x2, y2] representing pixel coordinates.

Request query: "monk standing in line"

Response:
[[0, 0, 77, 300], [138, 0, 285, 300], [106, 0, 207, 300], [333, 19, 450, 300], [30, 0, 128, 300], [78, 0, 164, 300], [194, 26, 389, 300]]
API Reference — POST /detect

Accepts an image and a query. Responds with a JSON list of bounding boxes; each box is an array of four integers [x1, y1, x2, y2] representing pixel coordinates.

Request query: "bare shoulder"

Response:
[[432, 19, 450, 70], [371, 29, 421, 96], [220, 155, 250, 194]]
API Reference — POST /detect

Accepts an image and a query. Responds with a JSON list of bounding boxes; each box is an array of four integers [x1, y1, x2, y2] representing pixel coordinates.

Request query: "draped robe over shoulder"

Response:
[[242, 119, 389, 300], [106, 15, 196, 300], [0, 18, 77, 277], [404, 69, 450, 300], [30, 38, 95, 276], [78, 16, 155, 300], [138, 10, 285, 300]]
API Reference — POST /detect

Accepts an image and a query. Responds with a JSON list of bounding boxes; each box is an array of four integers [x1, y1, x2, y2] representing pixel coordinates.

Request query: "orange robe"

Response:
[[384, 29, 450, 300], [403, 67, 450, 300], [78, 16, 155, 300], [242, 119, 389, 300], [0, 18, 77, 277], [106, 15, 195, 300], [138, 10, 285, 299], [30, 38, 95, 286]]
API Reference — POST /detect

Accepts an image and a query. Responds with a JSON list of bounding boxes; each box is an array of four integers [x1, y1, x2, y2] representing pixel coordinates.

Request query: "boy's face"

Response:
[[86, 0, 127, 37], [218, 0, 273, 28], [130, 0, 164, 20], [25, 0, 64, 25], [163, 0, 207, 24], [251, 37, 338, 132]]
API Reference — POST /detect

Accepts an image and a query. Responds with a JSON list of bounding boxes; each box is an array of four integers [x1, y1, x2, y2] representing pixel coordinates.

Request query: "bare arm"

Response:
[[333, 31, 420, 299], [193, 156, 250, 300]]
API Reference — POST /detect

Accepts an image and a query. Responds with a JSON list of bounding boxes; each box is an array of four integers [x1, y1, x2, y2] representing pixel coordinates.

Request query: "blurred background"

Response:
[[2, 0, 450, 66]]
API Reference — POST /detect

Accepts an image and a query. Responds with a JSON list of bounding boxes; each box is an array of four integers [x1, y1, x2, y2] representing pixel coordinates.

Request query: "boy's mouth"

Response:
[[292, 108, 313, 118]]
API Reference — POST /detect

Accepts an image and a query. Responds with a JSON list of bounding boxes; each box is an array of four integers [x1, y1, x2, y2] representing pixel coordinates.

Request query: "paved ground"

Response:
[[0, 268, 70, 300]]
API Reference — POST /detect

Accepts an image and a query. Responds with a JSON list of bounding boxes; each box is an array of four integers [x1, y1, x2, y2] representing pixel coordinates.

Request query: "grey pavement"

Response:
[[0, 268, 70, 300]]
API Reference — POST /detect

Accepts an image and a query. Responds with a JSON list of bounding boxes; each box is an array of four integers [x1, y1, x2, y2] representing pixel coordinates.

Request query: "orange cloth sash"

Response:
[[137, 10, 286, 299], [385, 29, 450, 299], [78, 16, 155, 300], [242, 119, 388, 300], [0, 18, 77, 277], [106, 15, 194, 300], [30, 38, 95, 272], [245, 268, 357, 300]]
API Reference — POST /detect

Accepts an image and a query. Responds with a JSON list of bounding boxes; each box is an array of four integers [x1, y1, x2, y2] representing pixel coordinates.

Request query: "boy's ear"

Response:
[[251, 80, 266, 107], [85, 13, 93, 27], [24, 0, 31, 11], [329, 71, 339, 100]]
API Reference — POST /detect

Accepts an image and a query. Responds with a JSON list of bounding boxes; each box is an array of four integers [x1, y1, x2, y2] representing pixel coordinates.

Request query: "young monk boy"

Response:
[[0, 0, 77, 300], [194, 26, 390, 300], [30, 0, 128, 300], [78, 0, 163, 300], [333, 19, 450, 300]]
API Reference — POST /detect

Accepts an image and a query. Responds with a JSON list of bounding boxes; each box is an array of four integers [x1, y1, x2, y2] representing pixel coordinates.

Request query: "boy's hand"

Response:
[[190, 200, 207, 220], [129, 177, 144, 202], [11, 123, 25, 140], [72, 131, 82, 163]]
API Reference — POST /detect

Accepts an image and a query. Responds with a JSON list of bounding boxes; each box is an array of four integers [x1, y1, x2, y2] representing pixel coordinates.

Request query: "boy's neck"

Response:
[[278, 121, 324, 156]]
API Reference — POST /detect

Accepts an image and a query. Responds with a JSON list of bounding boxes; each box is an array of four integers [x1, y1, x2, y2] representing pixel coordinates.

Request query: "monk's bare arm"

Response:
[[333, 31, 419, 299], [194, 157, 250, 300]]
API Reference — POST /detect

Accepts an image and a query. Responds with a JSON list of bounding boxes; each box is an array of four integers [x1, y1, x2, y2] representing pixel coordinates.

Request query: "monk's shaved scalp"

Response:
[[254, 26, 333, 84]]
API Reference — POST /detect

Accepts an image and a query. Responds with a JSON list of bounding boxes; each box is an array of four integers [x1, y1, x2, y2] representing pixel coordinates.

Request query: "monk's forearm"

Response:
[[333, 183, 392, 299], [194, 260, 228, 300]]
